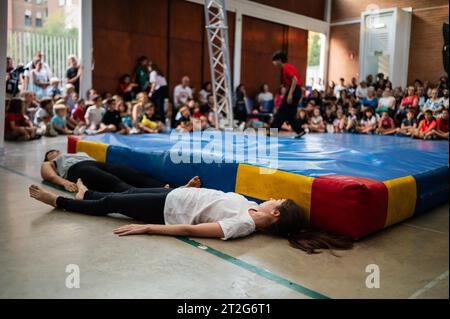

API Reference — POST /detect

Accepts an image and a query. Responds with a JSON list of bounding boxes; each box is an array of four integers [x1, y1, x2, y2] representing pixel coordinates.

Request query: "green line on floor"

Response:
[[177, 237, 330, 299], [0, 164, 330, 299]]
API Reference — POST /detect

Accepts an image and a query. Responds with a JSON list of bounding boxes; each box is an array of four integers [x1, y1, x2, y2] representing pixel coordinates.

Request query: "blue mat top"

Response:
[[82, 132, 449, 182]]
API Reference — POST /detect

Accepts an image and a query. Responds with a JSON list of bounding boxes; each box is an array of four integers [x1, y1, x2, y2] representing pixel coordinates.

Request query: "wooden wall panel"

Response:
[[252, 0, 325, 20], [287, 27, 308, 87]]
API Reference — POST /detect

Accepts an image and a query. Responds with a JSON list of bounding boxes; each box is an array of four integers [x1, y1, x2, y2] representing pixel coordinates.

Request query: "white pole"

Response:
[[79, 0, 93, 98], [233, 9, 242, 90], [0, 0, 8, 152], [322, 0, 332, 88]]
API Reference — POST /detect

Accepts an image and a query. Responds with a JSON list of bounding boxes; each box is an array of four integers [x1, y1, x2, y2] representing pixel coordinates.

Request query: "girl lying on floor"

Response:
[[29, 178, 353, 254]]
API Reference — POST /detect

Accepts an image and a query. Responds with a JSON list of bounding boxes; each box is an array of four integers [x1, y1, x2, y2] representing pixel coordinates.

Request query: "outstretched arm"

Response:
[[41, 162, 78, 192], [114, 223, 225, 239]]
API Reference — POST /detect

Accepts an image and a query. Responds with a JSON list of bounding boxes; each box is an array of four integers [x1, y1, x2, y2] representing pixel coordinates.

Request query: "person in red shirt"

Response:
[[426, 109, 449, 140], [4, 98, 38, 141], [413, 110, 437, 139], [270, 51, 305, 138], [376, 111, 397, 135]]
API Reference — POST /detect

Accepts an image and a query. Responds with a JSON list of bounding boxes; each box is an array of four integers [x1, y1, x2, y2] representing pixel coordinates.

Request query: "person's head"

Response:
[[261, 84, 269, 93], [237, 84, 246, 94], [207, 94, 214, 106], [365, 108, 374, 118], [92, 95, 103, 107], [367, 87, 375, 98], [258, 199, 353, 254], [35, 60, 43, 71], [360, 81, 367, 88], [34, 51, 44, 62], [44, 150, 61, 162], [336, 110, 344, 119], [202, 82, 212, 92], [8, 98, 24, 114], [181, 76, 190, 87], [68, 55, 78, 67], [120, 74, 131, 84], [137, 56, 149, 67], [425, 110, 434, 121], [376, 87, 383, 98], [325, 106, 333, 116], [377, 73, 385, 81], [383, 87, 392, 97], [143, 103, 155, 117], [40, 97, 53, 112], [298, 109, 307, 119], [381, 111, 389, 120], [105, 98, 116, 111], [119, 102, 130, 114], [431, 88, 439, 99], [65, 84, 75, 96], [312, 89, 320, 98], [444, 89, 449, 98], [6, 57, 13, 69], [313, 108, 321, 117], [407, 86, 416, 96], [417, 86, 425, 96], [340, 78, 345, 85], [137, 92, 148, 104], [406, 109, 414, 120], [21, 91, 34, 104], [54, 104, 67, 118], [179, 105, 191, 118], [349, 106, 358, 116], [87, 88, 97, 101], [76, 99, 86, 110], [50, 77, 60, 88], [351, 77, 357, 85], [442, 109, 449, 120], [366, 74, 373, 83], [272, 51, 287, 67]]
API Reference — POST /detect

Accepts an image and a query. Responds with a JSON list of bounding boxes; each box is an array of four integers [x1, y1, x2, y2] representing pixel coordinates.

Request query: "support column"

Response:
[[0, 0, 8, 153], [233, 9, 242, 89], [322, 0, 332, 87], [79, 0, 93, 99]]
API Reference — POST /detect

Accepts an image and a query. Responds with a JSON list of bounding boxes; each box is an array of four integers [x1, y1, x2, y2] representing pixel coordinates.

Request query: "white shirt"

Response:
[[356, 87, 368, 99], [334, 85, 345, 98], [164, 188, 257, 240], [85, 106, 105, 127], [173, 85, 193, 107], [258, 92, 274, 103], [149, 71, 167, 91]]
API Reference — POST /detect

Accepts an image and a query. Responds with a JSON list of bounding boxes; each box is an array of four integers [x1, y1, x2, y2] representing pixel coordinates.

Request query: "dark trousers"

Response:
[[56, 187, 173, 224], [66, 161, 166, 193], [270, 86, 304, 134], [150, 86, 168, 121]]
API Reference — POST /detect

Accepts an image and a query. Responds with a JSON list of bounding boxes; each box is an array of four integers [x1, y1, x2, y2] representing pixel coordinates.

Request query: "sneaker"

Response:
[[129, 127, 140, 135]]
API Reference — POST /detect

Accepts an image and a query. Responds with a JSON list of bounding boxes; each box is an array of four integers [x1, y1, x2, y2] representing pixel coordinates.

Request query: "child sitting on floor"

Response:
[[396, 110, 418, 136], [51, 104, 73, 135], [138, 103, 164, 134], [376, 111, 397, 135], [308, 108, 326, 133], [356, 108, 378, 134], [4, 98, 39, 141], [413, 110, 437, 140]]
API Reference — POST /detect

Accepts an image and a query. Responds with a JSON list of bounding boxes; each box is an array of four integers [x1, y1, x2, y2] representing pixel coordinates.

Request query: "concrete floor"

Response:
[[0, 136, 448, 299]]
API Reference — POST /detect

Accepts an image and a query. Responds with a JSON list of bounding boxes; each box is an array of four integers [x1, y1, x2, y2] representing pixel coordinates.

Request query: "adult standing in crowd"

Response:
[[173, 76, 193, 110], [23, 51, 53, 92], [135, 56, 150, 93], [270, 51, 305, 139], [148, 63, 168, 121], [66, 55, 82, 95]]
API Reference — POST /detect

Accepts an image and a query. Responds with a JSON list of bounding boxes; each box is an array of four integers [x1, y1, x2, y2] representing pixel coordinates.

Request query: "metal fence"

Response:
[[7, 30, 78, 83]]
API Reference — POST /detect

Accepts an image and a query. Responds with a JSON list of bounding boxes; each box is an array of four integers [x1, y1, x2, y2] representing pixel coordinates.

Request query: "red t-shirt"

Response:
[[5, 112, 26, 134], [381, 117, 395, 129], [282, 64, 302, 88], [437, 117, 449, 133], [418, 118, 437, 132], [72, 107, 86, 122]]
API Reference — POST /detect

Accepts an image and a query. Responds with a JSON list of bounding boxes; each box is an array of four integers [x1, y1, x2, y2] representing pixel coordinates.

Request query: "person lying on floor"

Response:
[[41, 149, 167, 193], [29, 178, 353, 254]]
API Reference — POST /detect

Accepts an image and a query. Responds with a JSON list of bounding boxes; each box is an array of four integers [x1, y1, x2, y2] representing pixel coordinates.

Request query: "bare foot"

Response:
[[185, 176, 202, 188], [164, 184, 171, 189], [29, 185, 58, 207], [75, 179, 88, 200]]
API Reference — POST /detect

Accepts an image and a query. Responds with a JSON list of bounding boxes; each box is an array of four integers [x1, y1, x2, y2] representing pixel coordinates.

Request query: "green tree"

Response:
[[38, 11, 78, 38], [308, 32, 321, 67]]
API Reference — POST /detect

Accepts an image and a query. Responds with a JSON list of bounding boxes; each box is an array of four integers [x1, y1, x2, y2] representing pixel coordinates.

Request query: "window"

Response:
[[58, 0, 65, 6], [36, 12, 43, 27], [36, 0, 42, 4], [24, 10, 33, 26]]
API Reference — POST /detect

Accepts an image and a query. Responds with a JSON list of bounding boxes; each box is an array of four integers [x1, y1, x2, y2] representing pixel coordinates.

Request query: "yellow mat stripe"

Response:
[[384, 176, 417, 227], [235, 164, 314, 223], [76, 140, 109, 163]]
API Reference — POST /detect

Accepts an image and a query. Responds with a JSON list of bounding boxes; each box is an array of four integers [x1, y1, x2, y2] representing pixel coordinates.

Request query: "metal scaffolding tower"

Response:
[[204, 0, 234, 130]]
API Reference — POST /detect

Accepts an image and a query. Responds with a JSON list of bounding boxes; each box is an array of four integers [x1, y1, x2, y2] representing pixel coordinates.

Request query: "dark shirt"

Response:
[[102, 110, 122, 128], [323, 114, 336, 125], [402, 118, 417, 127], [66, 66, 80, 94]]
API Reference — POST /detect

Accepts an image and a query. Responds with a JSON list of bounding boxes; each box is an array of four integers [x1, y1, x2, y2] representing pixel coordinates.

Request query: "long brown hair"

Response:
[[265, 200, 354, 256]]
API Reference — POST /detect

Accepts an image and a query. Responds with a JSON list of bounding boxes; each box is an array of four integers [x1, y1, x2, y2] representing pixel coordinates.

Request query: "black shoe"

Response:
[[294, 131, 306, 139]]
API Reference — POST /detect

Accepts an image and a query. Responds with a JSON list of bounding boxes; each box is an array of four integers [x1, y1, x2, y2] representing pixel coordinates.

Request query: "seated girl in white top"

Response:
[[29, 177, 353, 254]]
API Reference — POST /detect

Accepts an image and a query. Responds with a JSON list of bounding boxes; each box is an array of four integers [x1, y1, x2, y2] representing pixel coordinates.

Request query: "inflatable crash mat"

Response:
[[68, 133, 449, 239]]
